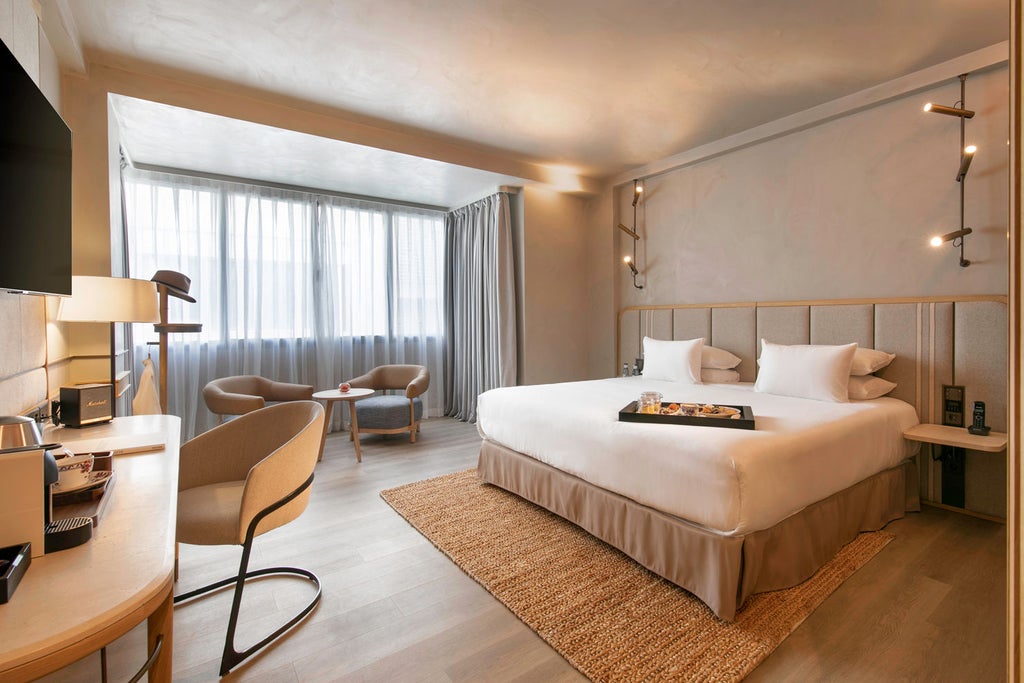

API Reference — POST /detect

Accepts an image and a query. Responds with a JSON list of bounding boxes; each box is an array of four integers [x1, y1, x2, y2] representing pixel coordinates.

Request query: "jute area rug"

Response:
[[380, 469, 893, 683]]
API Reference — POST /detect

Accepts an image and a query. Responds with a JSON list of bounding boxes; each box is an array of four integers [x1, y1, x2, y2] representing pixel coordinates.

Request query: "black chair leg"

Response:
[[174, 537, 321, 676]]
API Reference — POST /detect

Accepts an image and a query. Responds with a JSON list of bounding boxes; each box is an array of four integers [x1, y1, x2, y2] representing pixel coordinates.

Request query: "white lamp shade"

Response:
[[57, 276, 161, 323]]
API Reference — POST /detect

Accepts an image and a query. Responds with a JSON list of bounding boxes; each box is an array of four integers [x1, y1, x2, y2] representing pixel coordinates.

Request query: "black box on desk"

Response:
[[0, 542, 31, 604], [59, 384, 113, 427]]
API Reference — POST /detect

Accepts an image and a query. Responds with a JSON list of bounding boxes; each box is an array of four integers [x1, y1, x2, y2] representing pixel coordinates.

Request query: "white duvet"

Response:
[[477, 377, 920, 536]]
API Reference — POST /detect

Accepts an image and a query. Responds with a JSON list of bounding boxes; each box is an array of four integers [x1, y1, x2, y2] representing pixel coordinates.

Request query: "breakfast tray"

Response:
[[618, 402, 756, 430]]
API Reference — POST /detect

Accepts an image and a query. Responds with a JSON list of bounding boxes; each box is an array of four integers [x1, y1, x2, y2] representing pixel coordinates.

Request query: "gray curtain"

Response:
[[444, 192, 517, 421]]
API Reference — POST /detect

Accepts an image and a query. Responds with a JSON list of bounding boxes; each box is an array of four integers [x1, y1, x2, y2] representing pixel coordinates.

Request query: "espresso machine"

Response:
[[0, 416, 92, 556]]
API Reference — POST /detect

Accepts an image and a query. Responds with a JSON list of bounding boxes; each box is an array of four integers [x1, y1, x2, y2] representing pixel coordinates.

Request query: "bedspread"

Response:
[[477, 378, 919, 535]]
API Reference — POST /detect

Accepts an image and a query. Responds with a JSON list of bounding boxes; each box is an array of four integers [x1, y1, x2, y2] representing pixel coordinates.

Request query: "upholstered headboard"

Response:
[[618, 296, 1007, 429], [619, 296, 1008, 517]]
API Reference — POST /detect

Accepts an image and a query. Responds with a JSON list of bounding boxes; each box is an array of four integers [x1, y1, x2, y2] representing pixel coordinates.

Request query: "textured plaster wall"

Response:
[[519, 186, 590, 385], [614, 67, 1009, 309]]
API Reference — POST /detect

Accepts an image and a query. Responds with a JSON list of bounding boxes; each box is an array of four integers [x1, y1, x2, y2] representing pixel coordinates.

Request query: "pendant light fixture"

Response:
[[925, 73, 976, 267]]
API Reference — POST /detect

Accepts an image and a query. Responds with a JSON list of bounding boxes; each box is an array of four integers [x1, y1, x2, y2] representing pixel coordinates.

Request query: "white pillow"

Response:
[[701, 345, 742, 370], [700, 368, 741, 383], [642, 337, 704, 384], [754, 340, 857, 402], [850, 348, 896, 376], [848, 375, 897, 400]]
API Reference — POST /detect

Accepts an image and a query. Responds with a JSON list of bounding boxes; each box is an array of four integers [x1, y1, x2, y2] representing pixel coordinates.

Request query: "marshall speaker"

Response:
[[57, 384, 113, 427]]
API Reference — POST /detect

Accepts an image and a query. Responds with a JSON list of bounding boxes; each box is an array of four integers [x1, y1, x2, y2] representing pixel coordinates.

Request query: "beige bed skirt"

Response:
[[478, 440, 920, 620]]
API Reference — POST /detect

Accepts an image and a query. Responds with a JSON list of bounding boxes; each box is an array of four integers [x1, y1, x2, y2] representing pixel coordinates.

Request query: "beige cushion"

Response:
[[178, 480, 246, 546]]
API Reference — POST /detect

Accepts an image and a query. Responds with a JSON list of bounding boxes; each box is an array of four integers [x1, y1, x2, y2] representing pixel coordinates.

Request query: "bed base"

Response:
[[478, 439, 919, 620]]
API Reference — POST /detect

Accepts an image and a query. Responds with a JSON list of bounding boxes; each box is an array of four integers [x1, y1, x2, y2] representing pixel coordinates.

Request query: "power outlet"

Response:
[[942, 384, 965, 427], [24, 404, 48, 425]]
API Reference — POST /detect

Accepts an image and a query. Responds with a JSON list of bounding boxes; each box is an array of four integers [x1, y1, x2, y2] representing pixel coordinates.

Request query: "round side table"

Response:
[[313, 388, 374, 461]]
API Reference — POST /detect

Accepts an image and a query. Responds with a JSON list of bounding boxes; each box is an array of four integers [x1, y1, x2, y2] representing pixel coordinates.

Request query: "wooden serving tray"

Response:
[[618, 402, 756, 430]]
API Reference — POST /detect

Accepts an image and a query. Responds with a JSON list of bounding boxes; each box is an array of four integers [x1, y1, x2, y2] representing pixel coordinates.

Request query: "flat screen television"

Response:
[[0, 39, 72, 296]]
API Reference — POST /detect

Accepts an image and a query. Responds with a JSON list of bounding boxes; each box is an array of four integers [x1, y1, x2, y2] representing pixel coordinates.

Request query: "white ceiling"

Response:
[[53, 0, 1008, 205], [110, 95, 523, 208]]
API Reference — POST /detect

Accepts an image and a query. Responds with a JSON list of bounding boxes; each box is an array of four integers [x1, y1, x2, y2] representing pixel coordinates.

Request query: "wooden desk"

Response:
[[313, 388, 374, 462], [0, 416, 180, 682]]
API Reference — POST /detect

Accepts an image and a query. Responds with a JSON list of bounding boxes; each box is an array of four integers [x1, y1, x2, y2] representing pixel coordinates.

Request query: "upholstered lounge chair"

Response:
[[203, 375, 314, 424], [174, 401, 325, 676], [347, 364, 429, 443]]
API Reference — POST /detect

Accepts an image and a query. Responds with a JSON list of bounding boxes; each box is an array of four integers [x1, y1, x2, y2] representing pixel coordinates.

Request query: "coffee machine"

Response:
[[0, 416, 92, 556]]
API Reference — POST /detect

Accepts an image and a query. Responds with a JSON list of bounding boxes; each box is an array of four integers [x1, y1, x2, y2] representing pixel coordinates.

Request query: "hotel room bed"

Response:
[[474, 296, 1008, 620], [478, 378, 919, 536], [477, 378, 920, 620]]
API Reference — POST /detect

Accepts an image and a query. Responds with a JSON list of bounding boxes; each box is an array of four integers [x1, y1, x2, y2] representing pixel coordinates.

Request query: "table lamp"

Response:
[[57, 276, 161, 418]]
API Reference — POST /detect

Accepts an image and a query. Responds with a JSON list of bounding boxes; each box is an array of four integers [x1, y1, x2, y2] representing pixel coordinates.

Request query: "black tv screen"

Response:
[[0, 39, 72, 296]]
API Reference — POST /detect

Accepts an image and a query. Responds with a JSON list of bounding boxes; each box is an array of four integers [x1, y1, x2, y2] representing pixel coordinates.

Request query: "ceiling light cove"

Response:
[[539, 164, 588, 194]]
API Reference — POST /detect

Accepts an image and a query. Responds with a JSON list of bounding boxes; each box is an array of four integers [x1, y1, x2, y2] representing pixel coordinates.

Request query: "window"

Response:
[[122, 167, 446, 438], [124, 169, 445, 344]]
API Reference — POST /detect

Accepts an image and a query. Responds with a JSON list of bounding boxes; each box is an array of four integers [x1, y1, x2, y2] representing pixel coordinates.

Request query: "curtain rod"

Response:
[[130, 162, 450, 213]]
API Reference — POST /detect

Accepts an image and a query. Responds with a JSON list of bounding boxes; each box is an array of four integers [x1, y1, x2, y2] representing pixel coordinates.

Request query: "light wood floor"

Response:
[[40, 417, 1005, 682]]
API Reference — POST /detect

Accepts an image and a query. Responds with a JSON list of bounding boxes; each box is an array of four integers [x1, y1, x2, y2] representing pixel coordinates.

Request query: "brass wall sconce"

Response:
[[925, 73, 976, 268], [620, 179, 644, 288], [922, 102, 975, 119]]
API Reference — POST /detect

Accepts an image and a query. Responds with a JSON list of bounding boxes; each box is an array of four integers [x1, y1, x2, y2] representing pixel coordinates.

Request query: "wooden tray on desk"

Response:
[[52, 451, 115, 528]]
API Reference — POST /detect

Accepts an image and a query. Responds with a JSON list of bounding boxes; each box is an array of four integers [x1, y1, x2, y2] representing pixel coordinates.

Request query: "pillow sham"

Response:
[[848, 375, 897, 400], [701, 345, 742, 370], [754, 340, 857, 402], [700, 368, 741, 383], [642, 336, 704, 384], [850, 348, 896, 376]]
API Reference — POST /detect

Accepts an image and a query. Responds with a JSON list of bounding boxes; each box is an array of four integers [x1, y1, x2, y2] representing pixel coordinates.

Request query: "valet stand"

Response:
[[152, 284, 202, 413]]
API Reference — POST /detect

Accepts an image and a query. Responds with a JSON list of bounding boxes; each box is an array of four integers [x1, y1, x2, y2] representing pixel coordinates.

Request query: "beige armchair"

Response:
[[203, 375, 314, 423], [174, 401, 324, 676], [348, 364, 430, 443]]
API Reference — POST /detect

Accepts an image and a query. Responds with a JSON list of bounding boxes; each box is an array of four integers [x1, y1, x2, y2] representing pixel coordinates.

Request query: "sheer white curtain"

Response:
[[124, 168, 445, 438], [312, 196, 445, 426]]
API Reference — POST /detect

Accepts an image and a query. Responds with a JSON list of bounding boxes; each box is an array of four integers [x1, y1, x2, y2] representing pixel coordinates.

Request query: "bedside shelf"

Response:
[[903, 424, 1007, 452]]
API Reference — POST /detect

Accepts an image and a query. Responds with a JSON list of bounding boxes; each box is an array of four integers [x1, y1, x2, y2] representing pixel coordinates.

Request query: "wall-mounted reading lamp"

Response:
[[616, 222, 640, 240], [619, 179, 644, 288], [924, 73, 976, 268], [922, 102, 975, 119], [929, 228, 973, 268], [930, 228, 973, 247], [956, 145, 976, 182]]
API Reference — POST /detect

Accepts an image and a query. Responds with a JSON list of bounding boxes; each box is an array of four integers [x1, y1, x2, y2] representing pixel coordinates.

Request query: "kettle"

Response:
[[0, 415, 43, 450]]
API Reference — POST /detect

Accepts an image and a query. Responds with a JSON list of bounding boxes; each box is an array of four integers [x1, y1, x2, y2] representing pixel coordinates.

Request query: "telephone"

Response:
[[968, 401, 990, 436]]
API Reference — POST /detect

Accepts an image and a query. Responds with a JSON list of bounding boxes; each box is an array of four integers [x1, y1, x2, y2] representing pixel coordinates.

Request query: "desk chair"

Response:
[[174, 401, 324, 675]]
